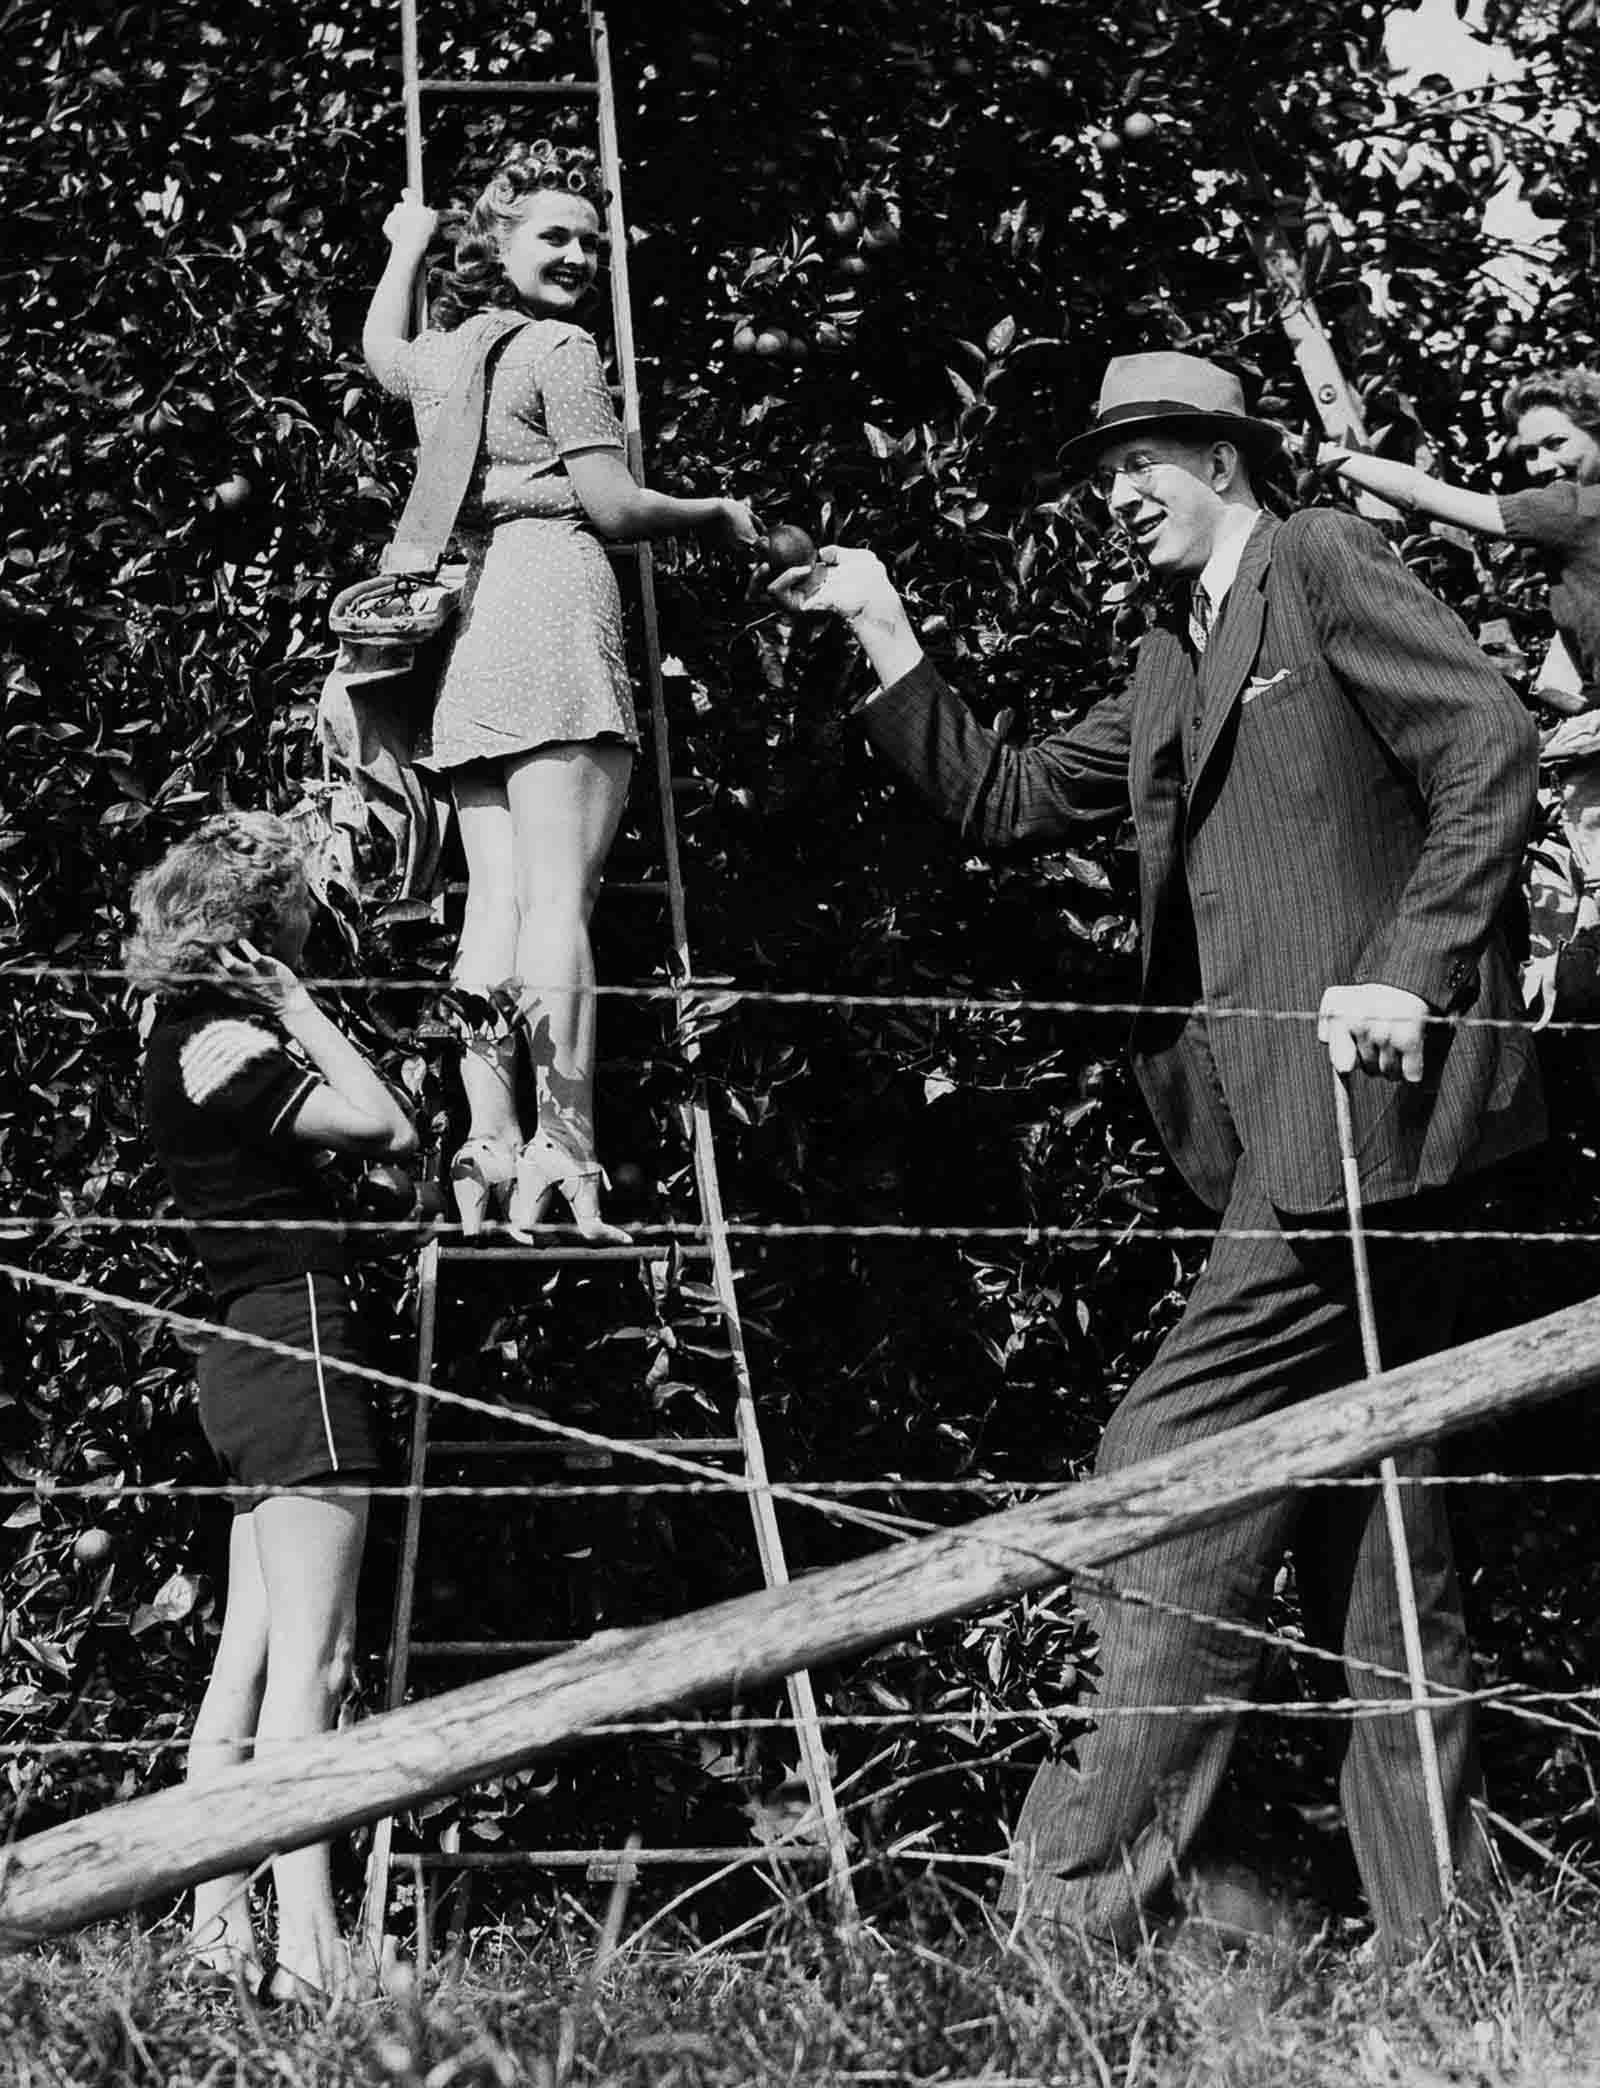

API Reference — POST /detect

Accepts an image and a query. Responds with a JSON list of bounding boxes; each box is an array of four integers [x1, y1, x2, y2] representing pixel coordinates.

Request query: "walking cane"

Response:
[[1330, 1070, 1456, 1906]]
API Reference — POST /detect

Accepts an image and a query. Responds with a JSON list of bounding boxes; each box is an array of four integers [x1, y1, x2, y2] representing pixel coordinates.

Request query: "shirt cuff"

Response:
[[268, 1071, 321, 1138], [854, 654, 945, 715]]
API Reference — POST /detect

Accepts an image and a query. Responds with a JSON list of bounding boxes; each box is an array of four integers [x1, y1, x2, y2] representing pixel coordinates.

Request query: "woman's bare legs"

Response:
[[506, 740, 633, 1155], [450, 764, 522, 1148], [187, 1513, 269, 1977], [249, 1489, 369, 1994]]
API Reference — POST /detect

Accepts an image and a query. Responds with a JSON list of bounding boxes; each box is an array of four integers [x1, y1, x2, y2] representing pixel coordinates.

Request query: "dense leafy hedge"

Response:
[[4, 0, 1600, 1919]]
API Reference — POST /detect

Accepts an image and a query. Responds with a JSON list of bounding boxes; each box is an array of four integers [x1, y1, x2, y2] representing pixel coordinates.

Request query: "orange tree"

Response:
[[2, 0, 1597, 1911]]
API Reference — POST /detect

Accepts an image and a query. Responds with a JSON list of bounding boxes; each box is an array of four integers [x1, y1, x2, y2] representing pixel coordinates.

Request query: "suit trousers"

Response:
[[997, 1158, 1484, 1949]]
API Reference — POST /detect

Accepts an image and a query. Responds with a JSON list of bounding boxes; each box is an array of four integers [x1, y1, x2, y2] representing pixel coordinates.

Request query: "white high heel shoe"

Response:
[[507, 1130, 631, 1246]]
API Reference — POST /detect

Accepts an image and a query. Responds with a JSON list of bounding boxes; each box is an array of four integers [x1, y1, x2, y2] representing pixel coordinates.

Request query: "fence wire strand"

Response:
[[9, 963, 1600, 1033], [4, 1213, 1599, 1246]]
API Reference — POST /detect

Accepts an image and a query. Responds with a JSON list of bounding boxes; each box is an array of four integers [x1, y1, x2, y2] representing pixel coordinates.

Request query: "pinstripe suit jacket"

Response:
[[864, 508, 1545, 1213]]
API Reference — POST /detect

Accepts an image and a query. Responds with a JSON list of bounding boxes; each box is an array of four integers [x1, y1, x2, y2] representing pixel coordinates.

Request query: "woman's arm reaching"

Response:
[[563, 449, 758, 547], [1318, 443, 1506, 538]]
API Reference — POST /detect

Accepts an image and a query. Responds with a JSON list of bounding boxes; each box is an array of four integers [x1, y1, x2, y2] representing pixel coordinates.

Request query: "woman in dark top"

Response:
[[129, 812, 415, 2003], [1318, 365, 1600, 703], [1319, 368, 1600, 1018]]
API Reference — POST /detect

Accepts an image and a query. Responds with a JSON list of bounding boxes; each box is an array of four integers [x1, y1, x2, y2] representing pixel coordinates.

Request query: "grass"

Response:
[[6, 1878, 1600, 2086]]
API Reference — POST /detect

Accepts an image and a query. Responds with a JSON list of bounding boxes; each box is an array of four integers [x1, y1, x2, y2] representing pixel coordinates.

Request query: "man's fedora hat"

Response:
[[1058, 352, 1285, 477]]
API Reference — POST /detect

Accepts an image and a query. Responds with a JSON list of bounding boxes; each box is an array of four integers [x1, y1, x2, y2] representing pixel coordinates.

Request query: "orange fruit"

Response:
[[758, 524, 817, 576]]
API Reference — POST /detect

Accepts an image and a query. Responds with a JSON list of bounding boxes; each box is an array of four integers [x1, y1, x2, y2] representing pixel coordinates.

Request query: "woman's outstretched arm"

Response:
[[564, 448, 758, 547], [1318, 442, 1506, 537]]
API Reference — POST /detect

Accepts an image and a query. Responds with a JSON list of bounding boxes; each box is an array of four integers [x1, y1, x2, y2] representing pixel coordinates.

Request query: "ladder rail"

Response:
[[399, 0, 425, 192], [589, 5, 855, 1919], [590, 8, 646, 481], [361, 1233, 440, 1962], [383, 1234, 441, 1715]]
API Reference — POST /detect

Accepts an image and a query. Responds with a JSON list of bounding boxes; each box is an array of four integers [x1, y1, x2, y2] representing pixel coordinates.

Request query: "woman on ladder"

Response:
[[362, 143, 757, 1242]]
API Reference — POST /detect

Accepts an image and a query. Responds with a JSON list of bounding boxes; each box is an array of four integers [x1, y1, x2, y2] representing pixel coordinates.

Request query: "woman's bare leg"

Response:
[[450, 764, 521, 1146], [506, 741, 633, 1153], [187, 1512, 269, 1976], [250, 1489, 369, 1993]]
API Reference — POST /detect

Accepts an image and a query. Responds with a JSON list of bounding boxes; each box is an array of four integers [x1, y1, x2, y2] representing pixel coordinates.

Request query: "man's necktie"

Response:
[[1188, 581, 1214, 656], [1185, 582, 1213, 778]]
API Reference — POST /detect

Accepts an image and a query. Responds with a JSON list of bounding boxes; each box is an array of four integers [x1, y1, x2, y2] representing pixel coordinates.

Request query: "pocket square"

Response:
[[1242, 667, 1298, 704]]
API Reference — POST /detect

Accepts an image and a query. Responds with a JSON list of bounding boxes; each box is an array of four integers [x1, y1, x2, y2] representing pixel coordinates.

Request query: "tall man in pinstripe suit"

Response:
[[774, 354, 1545, 1952]]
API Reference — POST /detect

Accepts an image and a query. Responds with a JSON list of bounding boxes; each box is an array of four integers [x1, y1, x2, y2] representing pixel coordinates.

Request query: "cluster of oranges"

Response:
[[730, 189, 898, 369], [1094, 109, 1159, 158]]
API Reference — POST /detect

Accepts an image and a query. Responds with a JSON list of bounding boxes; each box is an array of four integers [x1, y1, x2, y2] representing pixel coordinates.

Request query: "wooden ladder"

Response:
[[361, 0, 854, 1956]]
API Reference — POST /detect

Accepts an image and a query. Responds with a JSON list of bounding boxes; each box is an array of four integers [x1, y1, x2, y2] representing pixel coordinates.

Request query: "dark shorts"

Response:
[[197, 1272, 383, 1508]]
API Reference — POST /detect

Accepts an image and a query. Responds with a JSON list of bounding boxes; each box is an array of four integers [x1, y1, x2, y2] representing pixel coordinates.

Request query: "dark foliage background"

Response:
[[3, 0, 1600, 1924]]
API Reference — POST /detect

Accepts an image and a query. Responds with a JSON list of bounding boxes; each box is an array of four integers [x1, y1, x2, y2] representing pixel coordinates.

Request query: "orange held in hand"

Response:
[[755, 524, 817, 577]]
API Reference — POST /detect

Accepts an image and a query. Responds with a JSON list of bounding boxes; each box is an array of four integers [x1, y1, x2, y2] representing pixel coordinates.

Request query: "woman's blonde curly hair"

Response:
[[427, 141, 609, 331], [123, 812, 309, 993]]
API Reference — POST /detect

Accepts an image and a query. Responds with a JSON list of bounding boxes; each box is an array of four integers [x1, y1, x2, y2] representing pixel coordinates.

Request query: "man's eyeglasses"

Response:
[[1089, 453, 1165, 502]]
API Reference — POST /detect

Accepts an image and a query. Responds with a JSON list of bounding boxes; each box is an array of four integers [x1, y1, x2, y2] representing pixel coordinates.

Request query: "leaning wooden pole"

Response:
[[1242, 190, 1398, 522], [1244, 209, 1370, 447], [5, 1289, 1600, 1946]]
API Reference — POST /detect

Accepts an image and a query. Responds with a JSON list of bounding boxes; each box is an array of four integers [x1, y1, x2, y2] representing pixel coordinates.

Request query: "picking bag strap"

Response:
[[382, 311, 529, 576]]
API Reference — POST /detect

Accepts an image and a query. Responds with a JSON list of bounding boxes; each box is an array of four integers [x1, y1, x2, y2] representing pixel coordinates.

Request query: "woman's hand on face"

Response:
[[383, 190, 439, 258], [767, 545, 894, 621], [715, 498, 761, 550], [215, 939, 312, 1016]]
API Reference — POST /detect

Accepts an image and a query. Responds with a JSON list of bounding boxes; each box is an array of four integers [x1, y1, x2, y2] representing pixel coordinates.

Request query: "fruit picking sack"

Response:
[[315, 618, 460, 906], [317, 312, 528, 902]]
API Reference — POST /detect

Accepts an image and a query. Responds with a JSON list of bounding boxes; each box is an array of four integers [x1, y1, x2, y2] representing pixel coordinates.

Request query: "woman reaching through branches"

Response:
[[1322, 367, 1600, 1020], [128, 812, 416, 2004], [362, 142, 758, 1243], [1320, 365, 1600, 707]]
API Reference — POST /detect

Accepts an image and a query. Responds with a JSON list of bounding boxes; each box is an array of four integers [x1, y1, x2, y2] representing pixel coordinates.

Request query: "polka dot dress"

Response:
[[373, 314, 639, 770]]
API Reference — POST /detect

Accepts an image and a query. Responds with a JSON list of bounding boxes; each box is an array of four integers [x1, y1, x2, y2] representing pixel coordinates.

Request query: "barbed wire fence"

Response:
[[3, 964, 1600, 1945]]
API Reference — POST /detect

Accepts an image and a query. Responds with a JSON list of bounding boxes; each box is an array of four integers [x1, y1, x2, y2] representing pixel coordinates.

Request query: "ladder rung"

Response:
[[395, 1844, 828, 1871], [436, 1242, 707, 1264], [416, 78, 599, 103], [409, 1637, 573, 1658], [426, 1436, 742, 1458]]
